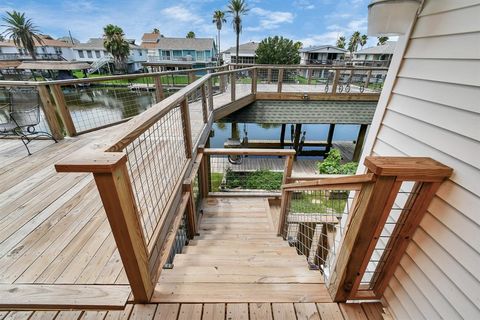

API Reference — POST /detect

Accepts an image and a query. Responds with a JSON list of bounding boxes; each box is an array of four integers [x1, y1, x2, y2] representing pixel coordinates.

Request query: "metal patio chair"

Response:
[[0, 88, 57, 155]]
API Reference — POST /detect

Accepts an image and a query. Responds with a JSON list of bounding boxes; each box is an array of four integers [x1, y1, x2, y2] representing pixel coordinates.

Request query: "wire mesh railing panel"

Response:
[[256, 68, 278, 92], [62, 77, 157, 133], [124, 106, 187, 244], [209, 154, 285, 194], [282, 188, 355, 281], [358, 181, 418, 291], [368, 71, 387, 92], [163, 209, 189, 268], [313, 69, 335, 93], [234, 69, 253, 99]]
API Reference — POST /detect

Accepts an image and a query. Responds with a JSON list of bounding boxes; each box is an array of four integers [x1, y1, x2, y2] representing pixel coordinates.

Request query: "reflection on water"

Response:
[[63, 87, 156, 132]]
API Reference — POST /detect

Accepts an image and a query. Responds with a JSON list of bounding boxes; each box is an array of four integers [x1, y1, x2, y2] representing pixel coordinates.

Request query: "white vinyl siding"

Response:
[[364, 1, 480, 319]]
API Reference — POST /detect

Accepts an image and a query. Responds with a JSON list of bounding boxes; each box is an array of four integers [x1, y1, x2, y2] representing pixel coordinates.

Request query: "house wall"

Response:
[[360, 1, 480, 319]]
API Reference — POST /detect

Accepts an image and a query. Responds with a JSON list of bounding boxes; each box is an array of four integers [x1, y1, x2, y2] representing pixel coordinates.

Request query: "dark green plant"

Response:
[[224, 169, 283, 190], [256, 36, 301, 65], [317, 149, 358, 174], [103, 24, 130, 72], [227, 0, 249, 64], [186, 31, 195, 38]]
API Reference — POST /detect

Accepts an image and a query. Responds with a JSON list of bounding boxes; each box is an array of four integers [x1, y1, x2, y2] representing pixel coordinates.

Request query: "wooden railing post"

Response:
[[364, 70, 372, 89], [230, 72, 236, 102], [251, 68, 257, 94], [37, 84, 64, 140], [278, 154, 295, 236], [50, 84, 77, 137], [267, 68, 272, 84], [182, 183, 197, 238], [207, 77, 214, 111], [307, 68, 312, 85], [332, 69, 340, 94], [180, 99, 193, 158], [188, 71, 195, 84], [153, 75, 165, 101], [201, 84, 208, 123], [277, 68, 284, 93], [328, 157, 453, 302], [220, 74, 226, 93], [56, 153, 154, 302]]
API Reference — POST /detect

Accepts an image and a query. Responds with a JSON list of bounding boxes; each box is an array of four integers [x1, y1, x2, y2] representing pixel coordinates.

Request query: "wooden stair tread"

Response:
[[173, 254, 307, 267], [182, 246, 298, 256], [189, 240, 289, 247], [152, 283, 331, 303], [160, 266, 323, 284]]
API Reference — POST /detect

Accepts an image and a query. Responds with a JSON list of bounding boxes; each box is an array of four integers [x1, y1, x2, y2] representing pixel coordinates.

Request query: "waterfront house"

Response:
[[0, 34, 73, 61], [141, 32, 216, 70], [222, 41, 259, 64], [353, 41, 396, 67], [73, 38, 147, 73], [299, 45, 348, 66]]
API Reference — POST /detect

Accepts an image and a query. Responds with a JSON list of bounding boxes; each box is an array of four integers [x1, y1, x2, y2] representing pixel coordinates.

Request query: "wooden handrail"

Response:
[[282, 173, 375, 190], [203, 148, 296, 156]]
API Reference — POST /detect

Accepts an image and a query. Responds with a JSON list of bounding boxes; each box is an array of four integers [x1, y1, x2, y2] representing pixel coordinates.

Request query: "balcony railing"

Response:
[[147, 55, 212, 63], [0, 53, 64, 61]]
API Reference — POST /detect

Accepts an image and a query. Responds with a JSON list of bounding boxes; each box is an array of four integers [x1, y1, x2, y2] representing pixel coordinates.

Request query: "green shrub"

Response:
[[317, 149, 358, 175], [224, 169, 283, 190]]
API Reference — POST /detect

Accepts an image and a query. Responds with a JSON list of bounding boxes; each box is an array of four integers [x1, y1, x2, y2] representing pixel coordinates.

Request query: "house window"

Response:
[[95, 50, 101, 58], [41, 47, 47, 53], [78, 50, 84, 58], [86, 50, 93, 58], [196, 51, 204, 61], [54, 47, 62, 54], [138, 50, 142, 56]]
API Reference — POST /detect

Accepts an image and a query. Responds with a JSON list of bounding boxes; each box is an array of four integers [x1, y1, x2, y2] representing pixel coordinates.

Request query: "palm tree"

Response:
[[227, 0, 249, 64], [336, 36, 346, 49], [186, 31, 195, 38], [1, 11, 43, 59], [377, 36, 389, 46], [212, 10, 227, 64], [360, 34, 368, 49], [348, 31, 361, 53], [103, 24, 130, 72]]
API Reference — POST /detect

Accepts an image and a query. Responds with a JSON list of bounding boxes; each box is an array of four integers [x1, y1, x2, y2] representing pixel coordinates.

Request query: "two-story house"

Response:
[[0, 35, 73, 61], [222, 42, 259, 64], [353, 41, 396, 67], [73, 38, 147, 73], [141, 32, 217, 70], [299, 45, 348, 66]]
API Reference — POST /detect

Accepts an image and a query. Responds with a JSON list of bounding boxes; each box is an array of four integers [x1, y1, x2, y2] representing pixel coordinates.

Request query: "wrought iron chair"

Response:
[[0, 88, 57, 155]]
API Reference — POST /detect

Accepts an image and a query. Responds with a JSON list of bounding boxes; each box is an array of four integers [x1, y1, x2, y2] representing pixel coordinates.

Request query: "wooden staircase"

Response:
[[152, 197, 330, 303]]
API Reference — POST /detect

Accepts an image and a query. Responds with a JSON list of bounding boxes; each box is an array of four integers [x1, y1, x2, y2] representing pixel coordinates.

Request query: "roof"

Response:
[[142, 33, 161, 42], [300, 45, 348, 54], [74, 38, 144, 51], [0, 35, 72, 48], [16, 61, 91, 70], [222, 100, 377, 124], [140, 37, 215, 51], [355, 41, 396, 55], [223, 42, 259, 55]]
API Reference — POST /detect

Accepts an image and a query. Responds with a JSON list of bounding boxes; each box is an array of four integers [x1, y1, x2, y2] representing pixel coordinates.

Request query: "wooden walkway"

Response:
[[0, 137, 388, 318]]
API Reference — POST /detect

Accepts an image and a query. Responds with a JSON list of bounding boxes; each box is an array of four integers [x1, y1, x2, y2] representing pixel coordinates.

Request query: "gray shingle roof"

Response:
[[74, 38, 143, 50], [299, 45, 348, 53], [355, 41, 396, 55], [223, 42, 259, 54], [222, 100, 377, 124], [140, 37, 215, 51]]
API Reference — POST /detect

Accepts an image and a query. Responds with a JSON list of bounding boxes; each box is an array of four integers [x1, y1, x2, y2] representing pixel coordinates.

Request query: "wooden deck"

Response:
[[0, 136, 389, 318]]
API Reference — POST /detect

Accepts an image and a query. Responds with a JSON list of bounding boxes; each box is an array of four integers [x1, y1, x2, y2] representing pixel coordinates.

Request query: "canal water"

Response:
[[60, 87, 359, 153]]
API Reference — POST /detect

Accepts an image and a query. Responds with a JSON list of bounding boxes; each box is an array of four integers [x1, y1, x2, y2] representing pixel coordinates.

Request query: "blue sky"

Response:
[[0, 0, 376, 50]]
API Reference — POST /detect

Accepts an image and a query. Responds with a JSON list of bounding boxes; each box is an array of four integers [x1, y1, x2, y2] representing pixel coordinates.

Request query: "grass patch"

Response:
[[210, 172, 223, 192], [290, 191, 348, 214], [224, 169, 283, 191]]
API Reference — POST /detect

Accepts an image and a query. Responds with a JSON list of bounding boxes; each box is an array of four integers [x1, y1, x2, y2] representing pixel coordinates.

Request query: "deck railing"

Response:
[[278, 157, 452, 302]]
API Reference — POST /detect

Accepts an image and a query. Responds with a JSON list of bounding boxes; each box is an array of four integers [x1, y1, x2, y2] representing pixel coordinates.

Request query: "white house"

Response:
[[0, 35, 74, 61], [353, 41, 396, 67], [299, 45, 348, 65], [73, 38, 147, 73], [222, 42, 259, 64]]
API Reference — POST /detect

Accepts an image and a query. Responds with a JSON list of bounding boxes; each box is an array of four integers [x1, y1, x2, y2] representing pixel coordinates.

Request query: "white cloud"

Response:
[[248, 7, 294, 30], [293, 0, 315, 9], [161, 5, 204, 24], [298, 31, 342, 47]]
